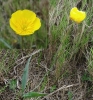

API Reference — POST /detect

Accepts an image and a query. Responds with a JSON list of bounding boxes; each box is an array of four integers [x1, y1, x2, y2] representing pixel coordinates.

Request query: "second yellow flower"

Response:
[[70, 7, 86, 23]]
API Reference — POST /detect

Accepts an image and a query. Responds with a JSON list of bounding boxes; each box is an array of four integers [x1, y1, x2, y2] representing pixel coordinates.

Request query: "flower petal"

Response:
[[11, 10, 23, 19], [22, 10, 36, 23], [33, 17, 41, 31]]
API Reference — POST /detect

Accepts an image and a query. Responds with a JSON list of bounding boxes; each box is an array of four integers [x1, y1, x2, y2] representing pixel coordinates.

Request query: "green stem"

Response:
[[20, 36, 24, 49]]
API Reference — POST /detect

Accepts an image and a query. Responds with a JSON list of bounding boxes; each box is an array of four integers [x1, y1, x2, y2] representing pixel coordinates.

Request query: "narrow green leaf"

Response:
[[68, 91, 73, 100], [0, 38, 12, 49], [23, 92, 46, 98], [22, 56, 32, 91]]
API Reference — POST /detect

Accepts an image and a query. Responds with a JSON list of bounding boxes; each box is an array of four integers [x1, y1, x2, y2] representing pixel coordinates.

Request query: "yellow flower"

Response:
[[9, 9, 41, 36], [70, 7, 86, 23]]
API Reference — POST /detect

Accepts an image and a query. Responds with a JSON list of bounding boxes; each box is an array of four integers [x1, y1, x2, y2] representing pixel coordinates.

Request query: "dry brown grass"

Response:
[[1, 0, 93, 100]]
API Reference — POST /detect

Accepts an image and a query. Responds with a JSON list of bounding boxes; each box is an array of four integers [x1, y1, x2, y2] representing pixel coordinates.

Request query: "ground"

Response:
[[1, 0, 93, 100], [0, 49, 93, 100]]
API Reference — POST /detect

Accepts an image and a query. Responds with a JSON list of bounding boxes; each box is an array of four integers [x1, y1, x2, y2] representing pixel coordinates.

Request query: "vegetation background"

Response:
[[0, 0, 93, 100]]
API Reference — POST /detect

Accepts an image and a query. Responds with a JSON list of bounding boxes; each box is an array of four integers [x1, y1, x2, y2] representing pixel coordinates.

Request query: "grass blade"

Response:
[[0, 38, 12, 49], [23, 92, 46, 98], [22, 56, 32, 91]]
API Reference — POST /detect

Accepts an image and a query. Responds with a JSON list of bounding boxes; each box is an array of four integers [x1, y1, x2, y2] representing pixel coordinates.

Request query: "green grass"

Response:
[[0, 50, 19, 94], [49, 0, 93, 99], [49, 0, 93, 77], [1, 0, 93, 99]]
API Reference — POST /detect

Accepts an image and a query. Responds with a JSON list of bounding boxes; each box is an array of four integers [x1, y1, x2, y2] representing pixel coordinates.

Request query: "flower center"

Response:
[[22, 25, 27, 31]]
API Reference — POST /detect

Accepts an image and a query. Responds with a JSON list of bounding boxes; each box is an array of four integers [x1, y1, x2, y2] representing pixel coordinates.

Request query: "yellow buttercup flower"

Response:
[[10, 9, 41, 36], [70, 7, 86, 23]]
